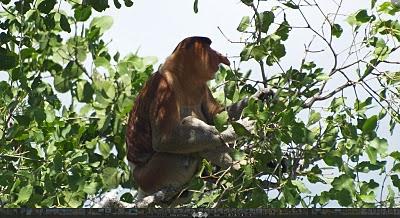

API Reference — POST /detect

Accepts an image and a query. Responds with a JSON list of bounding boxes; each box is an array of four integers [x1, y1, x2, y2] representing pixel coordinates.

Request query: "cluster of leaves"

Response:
[[0, 0, 155, 207], [183, 0, 400, 208]]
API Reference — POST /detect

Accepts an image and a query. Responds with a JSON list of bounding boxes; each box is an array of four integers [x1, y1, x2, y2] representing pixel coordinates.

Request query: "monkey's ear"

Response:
[[172, 36, 212, 53]]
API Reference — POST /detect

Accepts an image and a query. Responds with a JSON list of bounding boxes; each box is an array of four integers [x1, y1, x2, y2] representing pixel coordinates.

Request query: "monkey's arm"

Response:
[[151, 116, 232, 154], [226, 97, 249, 121], [149, 86, 233, 154], [227, 88, 274, 120]]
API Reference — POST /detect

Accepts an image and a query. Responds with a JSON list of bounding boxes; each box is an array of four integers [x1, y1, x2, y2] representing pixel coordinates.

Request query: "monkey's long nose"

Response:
[[217, 52, 230, 66]]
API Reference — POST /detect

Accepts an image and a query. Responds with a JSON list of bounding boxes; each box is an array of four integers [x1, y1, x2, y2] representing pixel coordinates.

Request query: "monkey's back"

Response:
[[126, 72, 165, 166]]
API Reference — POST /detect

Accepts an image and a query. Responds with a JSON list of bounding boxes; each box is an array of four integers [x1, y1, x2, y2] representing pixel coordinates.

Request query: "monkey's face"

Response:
[[192, 41, 230, 81], [172, 37, 230, 81]]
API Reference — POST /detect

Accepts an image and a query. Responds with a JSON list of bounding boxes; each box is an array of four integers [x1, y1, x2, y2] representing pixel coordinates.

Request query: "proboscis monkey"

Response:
[[126, 36, 259, 200]]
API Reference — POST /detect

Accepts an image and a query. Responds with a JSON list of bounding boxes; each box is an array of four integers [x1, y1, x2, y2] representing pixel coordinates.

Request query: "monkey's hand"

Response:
[[220, 118, 255, 143], [252, 87, 274, 102]]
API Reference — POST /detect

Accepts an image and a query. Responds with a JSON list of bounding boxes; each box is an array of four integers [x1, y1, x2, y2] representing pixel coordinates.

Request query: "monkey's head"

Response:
[[169, 36, 230, 82]]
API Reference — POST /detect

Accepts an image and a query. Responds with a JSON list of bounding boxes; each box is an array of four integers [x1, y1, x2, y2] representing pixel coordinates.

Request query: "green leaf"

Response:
[[392, 163, 400, 172], [63, 191, 84, 207], [100, 81, 116, 100], [120, 192, 134, 203], [53, 152, 63, 172], [307, 110, 321, 126], [369, 137, 388, 157], [54, 75, 72, 93], [60, 14, 71, 33], [0, 0, 11, 4], [113, 0, 121, 9], [336, 189, 352, 206], [362, 115, 377, 133], [99, 141, 112, 158], [311, 165, 322, 174], [378, 2, 400, 15], [355, 97, 372, 112], [391, 175, 400, 191], [374, 39, 390, 61], [76, 80, 94, 103], [41, 197, 55, 207], [214, 111, 228, 131], [232, 150, 245, 161], [316, 73, 330, 81], [113, 52, 120, 62], [16, 184, 33, 204], [193, 0, 199, 13], [390, 151, 400, 160], [15, 0, 31, 14], [388, 185, 395, 207], [46, 142, 57, 156], [307, 174, 326, 184], [323, 151, 343, 167], [83, 181, 98, 194], [90, 16, 113, 35], [237, 16, 250, 32], [283, 184, 301, 206], [356, 161, 385, 172], [61, 61, 82, 80], [124, 0, 133, 7], [332, 174, 355, 195], [224, 81, 236, 100], [258, 11, 274, 33], [355, 9, 374, 23], [102, 167, 119, 189], [292, 180, 311, 194], [240, 44, 254, 61], [74, 5, 92, 22], [283, 2, 299, 9], [87, 0, 109, 12], [371, 0, 377, 8], [331, 24, 343, 38], [366, 145, 378, 164], [44, 13, 56, 30], [37, 0, 57, 14], [275, 19, 290, 41], [232, 121, 251, 137], [94, 56, 111, 69], [291, 122, 314, 144], [329, 97, 345, 112], [0, 47, 18, 70], [251, 45, 266, 61], [0, 171, 14, 187], [241, 0, 253, 6]]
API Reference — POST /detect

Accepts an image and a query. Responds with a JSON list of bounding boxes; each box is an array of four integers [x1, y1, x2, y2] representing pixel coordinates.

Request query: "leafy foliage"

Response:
[[185, 0, 400, 208], [0, 0, 146, 207]]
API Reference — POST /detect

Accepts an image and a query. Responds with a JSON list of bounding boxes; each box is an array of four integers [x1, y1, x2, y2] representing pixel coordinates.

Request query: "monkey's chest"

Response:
[[180, 105, 206, 121]]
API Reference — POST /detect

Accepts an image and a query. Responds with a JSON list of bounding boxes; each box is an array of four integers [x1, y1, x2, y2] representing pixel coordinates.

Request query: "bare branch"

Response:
[[303, 81, 354, 108]]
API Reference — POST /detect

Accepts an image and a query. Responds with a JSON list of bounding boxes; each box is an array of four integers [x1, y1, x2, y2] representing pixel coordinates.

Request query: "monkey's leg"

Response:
[[133, 152, 199, 195]]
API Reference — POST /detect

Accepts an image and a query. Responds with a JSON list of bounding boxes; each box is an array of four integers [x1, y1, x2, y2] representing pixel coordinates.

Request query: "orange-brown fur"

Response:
[[126, 36, 232, 195]]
